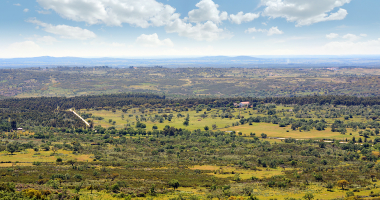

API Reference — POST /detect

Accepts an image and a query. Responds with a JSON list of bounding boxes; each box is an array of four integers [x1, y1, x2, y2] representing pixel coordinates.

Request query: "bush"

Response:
[[0, 182, 15, 192], [346, 191, 354, 197], [73, 174, 83, 181], [23, 189, 43, 199], [111, 184, 120, 193]]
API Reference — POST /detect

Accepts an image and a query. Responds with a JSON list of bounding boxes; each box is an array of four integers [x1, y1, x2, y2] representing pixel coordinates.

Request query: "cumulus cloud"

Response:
[[136, 33, 174, 47], [342, 33, 362, 41], [267, 27, 284, 36], [166, 19, 231, 41], [36, 0, 231, 41], [229, 12, 260, 24], [36, 0, 179, 28], [188, 0, 227, 24], [23, 8, 29, 12], [245, 26, 283, 36], [170, 0, 231, 41], [27, 18, 96, 40], [245, 27, 262, 34], [261, 0, 351, 27], [326, 33, 339, 39]]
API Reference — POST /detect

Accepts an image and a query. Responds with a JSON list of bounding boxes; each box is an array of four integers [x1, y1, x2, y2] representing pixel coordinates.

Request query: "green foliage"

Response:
[[303, 193, 314, 200], [0, 182, 15, 192], [168, 179, 180, 190]]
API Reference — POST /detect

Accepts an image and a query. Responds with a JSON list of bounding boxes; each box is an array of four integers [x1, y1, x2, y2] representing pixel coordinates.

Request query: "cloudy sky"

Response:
[[1, 0, 380, 58]]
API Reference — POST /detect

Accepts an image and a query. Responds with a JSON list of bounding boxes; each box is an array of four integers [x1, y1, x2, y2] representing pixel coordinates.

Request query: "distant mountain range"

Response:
[[1, 55, 380, 68]]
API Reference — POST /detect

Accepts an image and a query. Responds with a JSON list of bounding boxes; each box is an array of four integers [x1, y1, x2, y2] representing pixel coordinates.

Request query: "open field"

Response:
[[80, 104, 373, 140], [0, 149, 93, 163]]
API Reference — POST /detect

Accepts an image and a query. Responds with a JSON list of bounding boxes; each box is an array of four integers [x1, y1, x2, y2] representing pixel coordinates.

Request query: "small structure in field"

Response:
[[17, 128, 23, 131], [239, 102, 250, 108]]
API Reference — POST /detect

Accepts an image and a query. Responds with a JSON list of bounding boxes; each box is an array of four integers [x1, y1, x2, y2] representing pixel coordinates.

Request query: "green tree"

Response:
[[75, 182, 83, 194], [183, 120, 189, 126], [337, 180, 349, 190], [168, 179, 180, 190], [67, 160, 76, 167], [6, 142, 18, 155], [212, 124, 217, 130], [40, 144, 50, 151]]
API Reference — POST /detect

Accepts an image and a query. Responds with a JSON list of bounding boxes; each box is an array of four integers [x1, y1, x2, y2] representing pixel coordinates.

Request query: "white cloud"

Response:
[[23, 8, 29, 12], [261, 0, 351, 27], [13, 3, 21, 6], [267, 27, 283, 36], [245, 27, 260, 34], [342, 33, 361, 41], [36, 0, 179, 28], [37, 10, 51, 14], [166, 0, 231, 41], [326, 33, 339, 39], [323, 38, 380, 54], [166, 19, 230, 41], [27, 18, 96, 40], [262, 22, 267, 26], [360, 34, 367, 37], [9, 41, 41, 52], [36, 0, 230, 42], [229, 12, 260, 24], [245, 26, 283, 36], [188, 0, 227, 24], [37, 36, 57, 44], [136, 33, 174, 47]]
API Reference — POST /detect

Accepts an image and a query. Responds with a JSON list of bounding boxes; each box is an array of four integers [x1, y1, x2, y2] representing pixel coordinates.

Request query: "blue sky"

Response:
[[1, 0, 380, 58]]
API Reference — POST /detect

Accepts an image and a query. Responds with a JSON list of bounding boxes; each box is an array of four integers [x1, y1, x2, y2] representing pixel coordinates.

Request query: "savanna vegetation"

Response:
[[1, 65, 380, 199], [1, 66, 380, 99]]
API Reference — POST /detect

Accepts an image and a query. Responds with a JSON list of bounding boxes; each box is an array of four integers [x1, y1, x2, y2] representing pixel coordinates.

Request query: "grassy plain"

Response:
[[0, 149, 93, 164], [81, 106, 366, 140]]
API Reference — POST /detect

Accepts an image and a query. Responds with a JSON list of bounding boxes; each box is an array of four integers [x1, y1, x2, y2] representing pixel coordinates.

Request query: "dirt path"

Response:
[[70, 109, 90, 127]]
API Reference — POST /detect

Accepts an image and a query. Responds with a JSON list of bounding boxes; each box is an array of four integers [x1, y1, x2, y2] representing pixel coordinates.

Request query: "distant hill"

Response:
[[1, 55, 380, 68]]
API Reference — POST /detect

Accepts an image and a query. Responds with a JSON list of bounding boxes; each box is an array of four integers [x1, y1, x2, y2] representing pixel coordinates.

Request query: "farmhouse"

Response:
[[239, 102, 250, 108]]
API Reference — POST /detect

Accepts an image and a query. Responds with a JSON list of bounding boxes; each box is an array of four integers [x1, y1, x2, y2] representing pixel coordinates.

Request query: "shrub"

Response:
[[0, 182, 15, 192], [111, 184, 120, 193], [23, 189, 43, 199]]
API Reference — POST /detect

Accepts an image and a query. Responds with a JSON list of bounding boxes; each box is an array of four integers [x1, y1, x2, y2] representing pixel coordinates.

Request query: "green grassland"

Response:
[[80, 105, 370, 141]]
